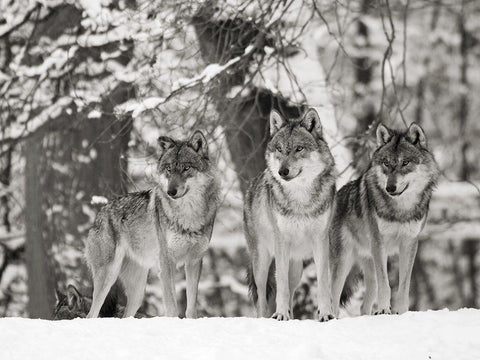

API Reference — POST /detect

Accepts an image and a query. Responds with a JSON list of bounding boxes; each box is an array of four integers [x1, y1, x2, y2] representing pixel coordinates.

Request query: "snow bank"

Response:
[[1, 309, 479, 360]]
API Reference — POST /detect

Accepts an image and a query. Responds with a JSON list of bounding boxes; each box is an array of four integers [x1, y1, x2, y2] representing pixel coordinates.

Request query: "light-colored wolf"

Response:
[[244, 108, 336, 321], [330, 123, 439, 316], [85, 130, 219, 318]]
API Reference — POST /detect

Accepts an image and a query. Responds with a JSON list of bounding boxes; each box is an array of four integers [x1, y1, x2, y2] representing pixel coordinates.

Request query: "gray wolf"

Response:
[[54, 284, 119, 319], [330, 123, 439, 316], [85, 130, 219, 318], [53, 283, 147, 319], [244, 108, 336, 321]]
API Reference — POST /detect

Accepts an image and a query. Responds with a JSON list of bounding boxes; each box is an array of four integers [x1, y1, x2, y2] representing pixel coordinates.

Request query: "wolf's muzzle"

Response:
[[386, 184, 396, 194], [386, 184, 408, 197], [278, 167, 290, 178]]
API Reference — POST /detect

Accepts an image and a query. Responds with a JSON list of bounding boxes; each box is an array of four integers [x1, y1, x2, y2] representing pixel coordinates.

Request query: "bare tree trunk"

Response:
[[458, 2, 470, 182], [457, 0, 477, 308], [25, 134, 56, 318], [449, 240, 466, 306], [349, 0, 375, 173], [0, 146, 12, 232], [463, 239, 478, 308]]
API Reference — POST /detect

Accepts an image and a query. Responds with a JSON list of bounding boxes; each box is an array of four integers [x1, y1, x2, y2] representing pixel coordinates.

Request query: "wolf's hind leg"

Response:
[[288, 259, 303, 318], [360, 257, 377, 315], [330, 237, 353, 317], [252, 247, 272, 318], [185, 258, 202, 319], [120, 258, 148, 318], [87, 249, 124, 318]]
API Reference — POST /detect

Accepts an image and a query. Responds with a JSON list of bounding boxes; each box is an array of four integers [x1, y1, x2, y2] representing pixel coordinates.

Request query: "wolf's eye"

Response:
[[382, 160, 389, 167], [166, 165, 172, 172], [402, 160, 410, 166], [296, 146, 304, 152], [276, 145, 282, 153], [184, 165, 190, 172]]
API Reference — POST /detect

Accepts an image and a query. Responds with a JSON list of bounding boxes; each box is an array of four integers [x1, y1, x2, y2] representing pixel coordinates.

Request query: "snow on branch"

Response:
[[0, 97, 73, 145], [0, 2, 40, 38], [116, 97, 165, 119], [12, 47, 78, 78], [116, 45, 256, 118], [90, 195, 108, 205]]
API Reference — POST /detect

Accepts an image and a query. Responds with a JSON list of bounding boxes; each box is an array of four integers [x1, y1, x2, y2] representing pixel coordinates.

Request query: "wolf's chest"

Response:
[[272, 211, 330, 258], [375, 216, 424, 253], [165, 230, 209, 262]]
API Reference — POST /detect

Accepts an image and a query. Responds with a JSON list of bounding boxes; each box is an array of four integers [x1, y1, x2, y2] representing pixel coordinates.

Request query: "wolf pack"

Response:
[[54, 108, 440, 322]]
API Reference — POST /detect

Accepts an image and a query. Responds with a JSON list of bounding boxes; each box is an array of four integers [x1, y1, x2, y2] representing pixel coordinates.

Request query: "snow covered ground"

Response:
[[1, 309, 479, 360]]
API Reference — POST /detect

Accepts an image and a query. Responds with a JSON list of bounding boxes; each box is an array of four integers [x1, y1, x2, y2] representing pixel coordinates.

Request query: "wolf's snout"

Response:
[[278, 168, 290, 178], [386, 184, 396, 194], [167, 188, 178, 197]]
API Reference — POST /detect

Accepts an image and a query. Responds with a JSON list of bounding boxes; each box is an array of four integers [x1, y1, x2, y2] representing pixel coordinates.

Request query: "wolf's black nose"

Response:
[[279, 168, 289, 178], [167, 188, 177, 197], [386, 185, 396, 194]]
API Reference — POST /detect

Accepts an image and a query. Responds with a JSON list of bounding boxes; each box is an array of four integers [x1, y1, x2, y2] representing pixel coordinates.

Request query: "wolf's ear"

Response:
[[188, 130, 208, 157], [55, 289, 65, 304], [406, 123, 427, 148], [376, 124, 392, 146], [157, 136, 176, 153], [66, 285, 83, 310], [301, 108, 322, 137], [269, 110, 286, 136]]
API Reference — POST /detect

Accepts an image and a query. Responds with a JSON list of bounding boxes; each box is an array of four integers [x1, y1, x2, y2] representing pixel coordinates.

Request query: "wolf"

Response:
[[53, 284, 149, 319], [54, 284, 119, 319], [330, 122, 439, 316], [85, 130, 219, 318], [244, 108, 336, 321]]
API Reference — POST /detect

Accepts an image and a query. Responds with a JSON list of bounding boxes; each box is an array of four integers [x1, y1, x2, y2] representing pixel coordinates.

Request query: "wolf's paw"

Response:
[[185, 309, 197, 319], [317, 311, 335, 322], [374, 307, 391, 315], [272, 310, 290, 321], [392, 306, 408, 315]]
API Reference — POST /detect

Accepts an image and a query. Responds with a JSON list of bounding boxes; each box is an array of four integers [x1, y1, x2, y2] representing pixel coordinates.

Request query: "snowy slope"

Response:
[[1, 309, 479, 360]]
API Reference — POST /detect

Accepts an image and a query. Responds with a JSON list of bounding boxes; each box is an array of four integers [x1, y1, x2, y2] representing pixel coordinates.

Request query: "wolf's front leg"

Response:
[[312, 234, 334, 322], [272, 237, 291, 321], [185, 258, 203, 319], [371, 237, 391, 315], [158, 257, 178, 317], [251, 248, 272, 318], [394, 238, 418, 314]]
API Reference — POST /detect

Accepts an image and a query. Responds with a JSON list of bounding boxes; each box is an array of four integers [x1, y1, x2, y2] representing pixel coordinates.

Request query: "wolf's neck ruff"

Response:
[[154, 177, 219, 236], [265, 166, 335, 218], [364, 169, 436, 222]]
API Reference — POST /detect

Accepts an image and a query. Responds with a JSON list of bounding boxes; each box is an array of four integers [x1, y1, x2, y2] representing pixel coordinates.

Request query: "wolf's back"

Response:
[[85, 191, 152, 270]]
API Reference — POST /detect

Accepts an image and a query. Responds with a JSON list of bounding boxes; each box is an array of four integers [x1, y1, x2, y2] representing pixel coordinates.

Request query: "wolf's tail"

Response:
[[98, 282, 120, 317], [246, 260, 276, 304], [339, 264, 362, 306]]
